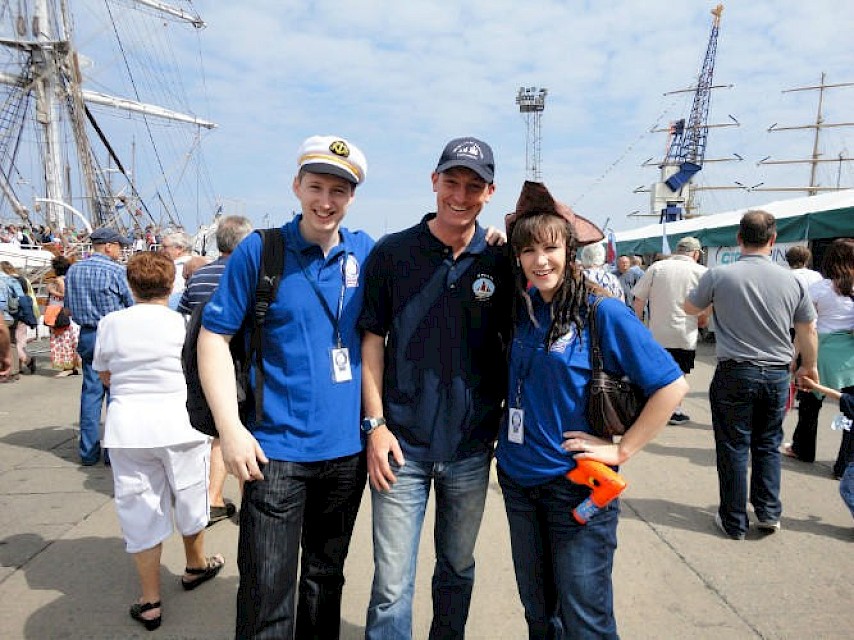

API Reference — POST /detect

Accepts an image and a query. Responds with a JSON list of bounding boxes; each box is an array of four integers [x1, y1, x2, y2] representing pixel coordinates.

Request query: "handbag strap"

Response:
[[587, 296, 606, 375]]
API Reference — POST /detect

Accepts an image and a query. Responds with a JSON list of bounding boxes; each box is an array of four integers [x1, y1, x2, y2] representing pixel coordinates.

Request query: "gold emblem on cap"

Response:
[[329, 140, 350, 158]]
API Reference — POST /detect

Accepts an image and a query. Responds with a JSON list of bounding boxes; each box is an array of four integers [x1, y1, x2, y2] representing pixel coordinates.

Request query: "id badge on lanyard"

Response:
[[298, 249, 352, 384], [508, 336, 536, 444], [508, 406, 525, 444], [330, 347, 352, 382]]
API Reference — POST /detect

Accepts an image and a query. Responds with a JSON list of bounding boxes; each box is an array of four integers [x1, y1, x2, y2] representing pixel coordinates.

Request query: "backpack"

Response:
[[182, 228, 286, 437], [1, 275, 20, 317], [12, 275, 38, 327]]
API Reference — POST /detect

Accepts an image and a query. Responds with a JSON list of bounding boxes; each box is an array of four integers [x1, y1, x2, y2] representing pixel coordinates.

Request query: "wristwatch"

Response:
[[361, 416, 386, 435]]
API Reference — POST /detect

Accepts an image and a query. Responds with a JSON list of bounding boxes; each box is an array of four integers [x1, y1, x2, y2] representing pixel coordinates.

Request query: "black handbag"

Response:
[[586, 297, 647, 439]]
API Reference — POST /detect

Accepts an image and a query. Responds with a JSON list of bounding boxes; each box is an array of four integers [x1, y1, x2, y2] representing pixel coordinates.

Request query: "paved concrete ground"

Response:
[[0, 340, 851, 639]]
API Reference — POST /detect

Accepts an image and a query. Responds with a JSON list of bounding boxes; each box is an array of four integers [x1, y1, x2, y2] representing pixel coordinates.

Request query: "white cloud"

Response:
[[8, 0, 852, 237]]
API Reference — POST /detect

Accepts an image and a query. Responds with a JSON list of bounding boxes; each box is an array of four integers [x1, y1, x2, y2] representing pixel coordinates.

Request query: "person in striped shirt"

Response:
[[176, 215, 253, 526], [176, 216, 252, 315]]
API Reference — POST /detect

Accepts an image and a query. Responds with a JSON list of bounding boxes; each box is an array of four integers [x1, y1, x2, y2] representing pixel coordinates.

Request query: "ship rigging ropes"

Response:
[[96, 0, 217, 227], [0, 83, 32, 221], [571, 99, 681, 209]]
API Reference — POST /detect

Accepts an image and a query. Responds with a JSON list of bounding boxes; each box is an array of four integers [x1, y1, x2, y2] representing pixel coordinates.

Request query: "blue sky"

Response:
[[62, 1, 854, 237]]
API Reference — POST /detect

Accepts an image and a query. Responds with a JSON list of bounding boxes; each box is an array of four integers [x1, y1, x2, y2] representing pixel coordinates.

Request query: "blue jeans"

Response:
[[76, 328, 107, 464], [365, 451, 491, 640], [841, 462, 854, 519], [235, 452, 366, 640], [709, 361, 789, 536], [497, 467, 619, 640]]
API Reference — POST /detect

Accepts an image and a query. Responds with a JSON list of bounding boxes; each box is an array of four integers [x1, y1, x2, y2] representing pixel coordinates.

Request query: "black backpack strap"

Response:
[[248, 228, 286, 423]]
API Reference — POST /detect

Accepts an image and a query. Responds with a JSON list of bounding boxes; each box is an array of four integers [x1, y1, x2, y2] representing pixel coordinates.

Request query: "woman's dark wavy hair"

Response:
[[509, 213, 601, 348], [51, 255, 72, 276], [821, 237, 854, 298]]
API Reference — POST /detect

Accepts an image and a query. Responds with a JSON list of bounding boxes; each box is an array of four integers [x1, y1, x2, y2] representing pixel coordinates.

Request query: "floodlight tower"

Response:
[[516, 87, 548, 181]]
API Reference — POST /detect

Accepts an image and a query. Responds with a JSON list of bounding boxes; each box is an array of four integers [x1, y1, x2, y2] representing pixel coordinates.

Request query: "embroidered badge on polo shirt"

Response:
[[472, 275, 495, 301], [345, 255, 360, 288], [550, 327, 577, 353]]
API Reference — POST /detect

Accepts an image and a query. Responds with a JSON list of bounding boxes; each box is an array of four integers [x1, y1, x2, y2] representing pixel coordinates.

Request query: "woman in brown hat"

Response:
[[496, 181, 688, 638]]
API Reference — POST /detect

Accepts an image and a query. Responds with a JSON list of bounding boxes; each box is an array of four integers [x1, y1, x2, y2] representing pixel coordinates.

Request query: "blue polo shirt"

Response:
[[359, 213, 513, 462], [496, 294, 682, 487], [202, 218, 374, 462]]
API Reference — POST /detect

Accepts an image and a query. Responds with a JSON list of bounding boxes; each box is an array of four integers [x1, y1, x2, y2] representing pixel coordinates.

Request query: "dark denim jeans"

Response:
[[235, 452, 366, 640], [497, 467, 619, 640], [791, 389, 822, 462], [710, 361, 789, 536], [76, 328, 106, 464]]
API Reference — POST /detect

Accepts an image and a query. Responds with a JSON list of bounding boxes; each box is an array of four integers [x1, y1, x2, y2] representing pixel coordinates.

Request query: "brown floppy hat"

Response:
[[505, 181, 605, 246]]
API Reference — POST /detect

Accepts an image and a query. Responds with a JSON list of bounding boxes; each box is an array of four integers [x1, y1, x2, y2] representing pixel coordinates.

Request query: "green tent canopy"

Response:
[[614, 191, 854, 256]]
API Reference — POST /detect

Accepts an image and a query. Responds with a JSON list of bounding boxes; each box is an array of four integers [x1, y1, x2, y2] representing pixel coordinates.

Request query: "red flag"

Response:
[[606, 230, 616, 264]]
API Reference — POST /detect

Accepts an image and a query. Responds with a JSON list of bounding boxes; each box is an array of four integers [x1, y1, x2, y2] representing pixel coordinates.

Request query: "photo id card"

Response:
[[330, 347, 352, 383], [508, 408, 524, 444]]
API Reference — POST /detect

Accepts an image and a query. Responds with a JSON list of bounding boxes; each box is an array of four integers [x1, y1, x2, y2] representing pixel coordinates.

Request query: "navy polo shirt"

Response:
[[203, 217, 374, 462], [359, 213, 513, 462]]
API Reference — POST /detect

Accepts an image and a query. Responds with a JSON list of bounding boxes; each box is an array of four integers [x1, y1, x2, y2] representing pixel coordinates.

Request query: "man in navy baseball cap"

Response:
[[359, 135, 510, 637], [434, 136, 495, 183]]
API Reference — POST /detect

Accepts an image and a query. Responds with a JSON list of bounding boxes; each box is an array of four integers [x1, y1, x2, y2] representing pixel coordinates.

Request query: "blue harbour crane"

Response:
[[654, 4, 724, 222]]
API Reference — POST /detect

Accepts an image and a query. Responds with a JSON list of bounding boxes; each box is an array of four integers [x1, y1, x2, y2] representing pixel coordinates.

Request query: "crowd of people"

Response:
[[0, 133, 852, 639], [0, 218, 200, 382], [0, 220, 188, 255]]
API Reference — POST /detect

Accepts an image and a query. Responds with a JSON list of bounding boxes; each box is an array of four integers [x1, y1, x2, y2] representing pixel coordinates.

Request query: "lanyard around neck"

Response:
[[513, 317, 546, 407], [294, 246, 348, 348]]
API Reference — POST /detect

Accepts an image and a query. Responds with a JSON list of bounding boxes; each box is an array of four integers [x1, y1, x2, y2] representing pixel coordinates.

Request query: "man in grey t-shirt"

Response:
[[685, 210, 817, 540]]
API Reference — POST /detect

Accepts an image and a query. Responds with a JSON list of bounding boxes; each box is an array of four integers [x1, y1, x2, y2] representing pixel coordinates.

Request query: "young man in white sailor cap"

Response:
[[198, 135, 372, 639]]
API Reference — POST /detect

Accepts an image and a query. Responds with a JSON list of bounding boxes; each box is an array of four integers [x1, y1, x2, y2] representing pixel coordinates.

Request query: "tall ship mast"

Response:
[[755, 73, 854, 195], [0, 0, 215, 234]]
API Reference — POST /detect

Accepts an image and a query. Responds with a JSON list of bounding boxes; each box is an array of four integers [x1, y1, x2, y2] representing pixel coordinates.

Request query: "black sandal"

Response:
[[181, 554, 225, 591], [206, 502, 237, 527], [129, 601, 161, 631]]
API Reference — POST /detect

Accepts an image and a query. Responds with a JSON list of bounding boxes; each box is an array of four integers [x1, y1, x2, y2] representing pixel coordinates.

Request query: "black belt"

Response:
[[718, 359, 789, 371]]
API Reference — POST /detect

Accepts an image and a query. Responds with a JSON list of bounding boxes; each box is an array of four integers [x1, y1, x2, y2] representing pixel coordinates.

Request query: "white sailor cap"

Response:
[[296, 135, 367, 186]]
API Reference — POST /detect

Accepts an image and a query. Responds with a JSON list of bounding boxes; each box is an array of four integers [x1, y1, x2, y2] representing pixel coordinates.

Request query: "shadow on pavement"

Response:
[[341, 619, 365, 639], [0, 426, 113, 497], [1, 532, 239, 639], [622, 498, 853, 541], [642, 441, 717, 469]]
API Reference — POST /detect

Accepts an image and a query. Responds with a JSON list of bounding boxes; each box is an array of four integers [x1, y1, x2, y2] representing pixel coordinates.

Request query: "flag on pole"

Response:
[[606, 229, 617, 265], [661, 219, 671, 255]]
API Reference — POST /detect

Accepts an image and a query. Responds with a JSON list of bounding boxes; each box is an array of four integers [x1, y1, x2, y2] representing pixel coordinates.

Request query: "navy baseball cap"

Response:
[[89, 228, 130, 245], [435, 137, 495, 183]]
